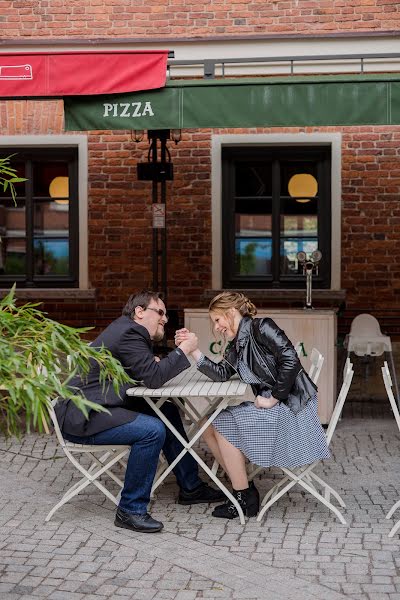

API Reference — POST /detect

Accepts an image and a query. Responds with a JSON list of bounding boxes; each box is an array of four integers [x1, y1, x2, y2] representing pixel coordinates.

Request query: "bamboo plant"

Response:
[[0, 286, 134, 437]]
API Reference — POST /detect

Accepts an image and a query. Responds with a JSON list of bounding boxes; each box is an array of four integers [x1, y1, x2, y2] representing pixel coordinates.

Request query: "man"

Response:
[[55, 290, 223, 533]]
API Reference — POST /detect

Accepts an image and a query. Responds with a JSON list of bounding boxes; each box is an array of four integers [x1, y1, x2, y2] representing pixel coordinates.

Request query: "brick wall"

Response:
[[1, 0, 399, 37], [2, 97, 400, 337]]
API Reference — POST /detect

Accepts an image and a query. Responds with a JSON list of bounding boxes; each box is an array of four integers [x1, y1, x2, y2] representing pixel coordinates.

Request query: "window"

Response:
[[0, 147, 79, 287], [222, 146, 331, 289]]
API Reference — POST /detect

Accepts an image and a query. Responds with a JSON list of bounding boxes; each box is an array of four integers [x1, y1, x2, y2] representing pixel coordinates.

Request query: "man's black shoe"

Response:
[[114, 508, 164, 533], [178, 482, 226, 505]]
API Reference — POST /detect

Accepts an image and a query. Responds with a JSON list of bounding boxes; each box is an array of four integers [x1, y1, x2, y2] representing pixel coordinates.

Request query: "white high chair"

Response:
[[344, 313, 399, 408]]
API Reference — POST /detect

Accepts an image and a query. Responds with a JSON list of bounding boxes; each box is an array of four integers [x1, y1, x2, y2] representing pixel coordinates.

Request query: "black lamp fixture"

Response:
[[136, 129, 179, 181], [170, 128, 182, 144], [133, 129, 144, 142]]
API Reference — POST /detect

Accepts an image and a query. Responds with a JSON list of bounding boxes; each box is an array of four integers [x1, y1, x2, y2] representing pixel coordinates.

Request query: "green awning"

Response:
[[64, 73, 400, 131]]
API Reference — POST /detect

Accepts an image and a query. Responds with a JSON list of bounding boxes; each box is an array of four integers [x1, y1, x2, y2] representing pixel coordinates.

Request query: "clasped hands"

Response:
[[174, 327, 198, 355]]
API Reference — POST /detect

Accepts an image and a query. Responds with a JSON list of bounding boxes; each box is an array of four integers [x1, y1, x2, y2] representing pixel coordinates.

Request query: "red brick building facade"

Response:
[[1, 1, 400, 341]]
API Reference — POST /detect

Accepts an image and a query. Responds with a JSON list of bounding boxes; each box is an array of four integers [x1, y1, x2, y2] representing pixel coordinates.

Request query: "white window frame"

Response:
[[211, 133, 342, 290], [0, 135, 89, 290]]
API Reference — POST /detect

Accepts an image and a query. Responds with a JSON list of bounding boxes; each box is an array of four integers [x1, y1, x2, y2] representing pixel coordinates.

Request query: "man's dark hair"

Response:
[[122, 290, 162, 318]]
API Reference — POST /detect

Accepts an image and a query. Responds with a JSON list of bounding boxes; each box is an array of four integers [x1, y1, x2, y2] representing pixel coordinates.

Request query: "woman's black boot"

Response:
[[212, 484, 260, 519], [247, 481, 260, 516]]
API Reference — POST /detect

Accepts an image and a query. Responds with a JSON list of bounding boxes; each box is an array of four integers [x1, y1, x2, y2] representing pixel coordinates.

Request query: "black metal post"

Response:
[[151, 136, 159, 291], [160, 136, 167, 304]]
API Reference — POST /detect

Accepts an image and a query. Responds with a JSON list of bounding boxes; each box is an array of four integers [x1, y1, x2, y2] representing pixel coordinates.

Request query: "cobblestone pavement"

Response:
[[1, 404, 400, 600]]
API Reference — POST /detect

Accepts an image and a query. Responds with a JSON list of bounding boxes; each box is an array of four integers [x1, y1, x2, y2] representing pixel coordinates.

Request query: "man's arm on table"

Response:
[[118, 328, 191, 389]]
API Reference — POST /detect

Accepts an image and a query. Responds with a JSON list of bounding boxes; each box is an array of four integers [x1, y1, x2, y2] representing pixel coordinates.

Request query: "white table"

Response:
[[126, 365, 250, 524]]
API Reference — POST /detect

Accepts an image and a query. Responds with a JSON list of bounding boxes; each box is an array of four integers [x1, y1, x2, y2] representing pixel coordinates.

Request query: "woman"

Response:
[[175, 291, 330, 520]]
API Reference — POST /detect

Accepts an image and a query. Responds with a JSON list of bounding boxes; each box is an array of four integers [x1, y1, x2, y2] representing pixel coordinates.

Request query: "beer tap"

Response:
[[296, 250, 322, 309]]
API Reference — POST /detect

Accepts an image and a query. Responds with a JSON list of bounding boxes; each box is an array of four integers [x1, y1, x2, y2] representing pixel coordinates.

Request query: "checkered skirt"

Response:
[[211, 361, 331, 468]]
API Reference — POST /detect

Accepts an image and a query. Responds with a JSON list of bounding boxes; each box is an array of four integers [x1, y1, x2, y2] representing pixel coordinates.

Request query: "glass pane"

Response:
[[0, 161, 26, 199], [236, 213, 272, 237], [0, 201, 26, 275], [33, 200, 69, 276], [280, 213, 318, 275], [280, 158, 319, 275], [33, 161, 69, 197], [235, 162, 272, 197], [34, 200, 69, 232], [235, 238, 272, 276], [34, 239, 69, 276]]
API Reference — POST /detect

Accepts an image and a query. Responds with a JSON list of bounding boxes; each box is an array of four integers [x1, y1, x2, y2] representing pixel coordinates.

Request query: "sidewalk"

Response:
[[1, 403, 400, 600]]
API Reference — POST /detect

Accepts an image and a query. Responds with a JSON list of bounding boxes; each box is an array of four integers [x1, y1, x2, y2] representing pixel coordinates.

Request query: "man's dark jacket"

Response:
[[55, 315, 190, 436]]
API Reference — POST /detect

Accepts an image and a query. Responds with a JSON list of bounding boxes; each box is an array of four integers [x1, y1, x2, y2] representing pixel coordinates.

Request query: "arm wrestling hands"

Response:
[[175, 328, 202, 362], [175, 328, 199, 357]]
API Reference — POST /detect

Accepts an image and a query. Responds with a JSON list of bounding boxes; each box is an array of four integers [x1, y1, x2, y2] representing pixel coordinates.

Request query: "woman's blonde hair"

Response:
[[208, 291, 257, 318]]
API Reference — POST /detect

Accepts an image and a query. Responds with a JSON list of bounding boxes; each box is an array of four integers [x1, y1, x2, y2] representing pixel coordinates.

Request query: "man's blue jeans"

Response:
[[64, 414, 166, 515], [131, 398, 201, 492]]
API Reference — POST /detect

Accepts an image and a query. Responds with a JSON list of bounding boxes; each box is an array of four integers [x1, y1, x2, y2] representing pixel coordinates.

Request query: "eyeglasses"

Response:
[[145, 307, 169, 322]]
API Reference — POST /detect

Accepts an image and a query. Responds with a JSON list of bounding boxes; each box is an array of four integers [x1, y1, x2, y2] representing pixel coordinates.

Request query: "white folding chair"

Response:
[[247, 346, 325, 482], [382, 362, 400, 537], [294, 343, 324, 385], [257, 359, 354, 525], [45, 400, 130, 522], [308, 347, 324, 385]]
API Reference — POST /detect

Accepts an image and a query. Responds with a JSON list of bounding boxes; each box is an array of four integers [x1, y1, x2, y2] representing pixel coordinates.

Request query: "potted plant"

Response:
[[0, 286, 133, 437]]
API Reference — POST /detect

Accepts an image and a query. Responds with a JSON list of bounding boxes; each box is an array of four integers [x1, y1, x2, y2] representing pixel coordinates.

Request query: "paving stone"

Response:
[[2, 413, 400, 599]]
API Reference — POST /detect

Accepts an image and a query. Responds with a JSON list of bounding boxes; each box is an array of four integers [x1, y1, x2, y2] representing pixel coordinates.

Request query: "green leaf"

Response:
[[9, 177, 27, 183]]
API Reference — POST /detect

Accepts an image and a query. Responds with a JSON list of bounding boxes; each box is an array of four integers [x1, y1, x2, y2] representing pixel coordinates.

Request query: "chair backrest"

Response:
[[294, 342, 324, 385], [350, 313, 382, 337], [346, 313, 391, 356], [325, 359, 354, 446], [381, 361, 400, 433], [308, 347, 324, 385]]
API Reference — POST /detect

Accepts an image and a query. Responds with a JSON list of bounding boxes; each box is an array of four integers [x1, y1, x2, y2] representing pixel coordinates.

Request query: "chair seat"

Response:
[[345, 335, 391, 357], [64, 441, 129, 451], [46, 402, 130, 522]]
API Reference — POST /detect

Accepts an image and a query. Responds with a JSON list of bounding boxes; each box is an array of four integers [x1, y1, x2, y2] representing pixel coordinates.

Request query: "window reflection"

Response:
[[33, 200, 69, 276], [280, 161, 319, 276], [34, 239, 69, 276], [234, 201, 272, 276], [235, 162, 272, 197], [33, 162, 68, 197], [0, 201, 26, 275], [235, 238, 272, 276]]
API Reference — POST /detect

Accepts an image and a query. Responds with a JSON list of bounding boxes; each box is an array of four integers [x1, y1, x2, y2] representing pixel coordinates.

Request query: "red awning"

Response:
[[0, 51, 169, 97]]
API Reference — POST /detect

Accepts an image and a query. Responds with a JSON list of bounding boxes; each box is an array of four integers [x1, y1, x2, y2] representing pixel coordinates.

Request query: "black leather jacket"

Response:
[[198, 316, 317, 415]]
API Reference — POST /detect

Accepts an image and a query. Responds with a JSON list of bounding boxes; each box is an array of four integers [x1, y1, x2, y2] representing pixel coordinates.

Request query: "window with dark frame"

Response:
[[0, 147, 79, 288], [222, 146, 331, 289]]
